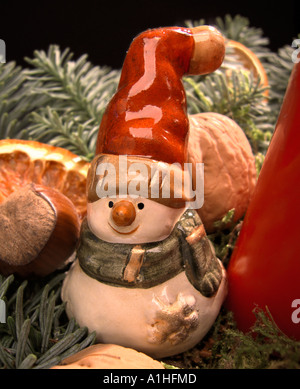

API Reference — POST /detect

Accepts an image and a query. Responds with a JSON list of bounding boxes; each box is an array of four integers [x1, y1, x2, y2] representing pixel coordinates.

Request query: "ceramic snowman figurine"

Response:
[[61, 25, 228, 358]]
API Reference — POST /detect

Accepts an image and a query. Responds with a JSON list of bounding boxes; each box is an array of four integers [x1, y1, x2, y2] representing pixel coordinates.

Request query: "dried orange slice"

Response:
[[0, 139, 89, 220], [224, 40, 269, 97], [0, 139, 90, 277]]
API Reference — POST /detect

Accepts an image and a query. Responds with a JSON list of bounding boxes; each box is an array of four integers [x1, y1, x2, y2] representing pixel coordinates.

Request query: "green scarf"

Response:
[[77, 209, 222, 296]]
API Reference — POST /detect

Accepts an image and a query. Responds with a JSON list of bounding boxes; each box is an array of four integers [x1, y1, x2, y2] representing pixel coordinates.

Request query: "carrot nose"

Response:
[[111, 200, 136, 227]]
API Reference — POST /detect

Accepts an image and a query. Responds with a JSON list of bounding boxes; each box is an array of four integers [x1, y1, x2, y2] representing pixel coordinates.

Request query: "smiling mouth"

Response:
[[108, 223, 140, 235]]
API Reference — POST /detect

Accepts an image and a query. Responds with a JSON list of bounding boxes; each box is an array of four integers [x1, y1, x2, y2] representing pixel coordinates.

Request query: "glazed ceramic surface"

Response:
[[96, 26, 225, 164], [62, 259, 227, 358], [87, 196, 185, 244], [226, 62, 300, 340], [61, 25, 227, 358]]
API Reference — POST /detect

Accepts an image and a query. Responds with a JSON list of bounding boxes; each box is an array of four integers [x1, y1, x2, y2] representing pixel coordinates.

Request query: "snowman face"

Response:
[[87, 196, 185, 244]]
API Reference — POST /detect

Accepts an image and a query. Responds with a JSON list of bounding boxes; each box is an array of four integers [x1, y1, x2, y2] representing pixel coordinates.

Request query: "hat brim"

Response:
[[87, 154, 199, 208]]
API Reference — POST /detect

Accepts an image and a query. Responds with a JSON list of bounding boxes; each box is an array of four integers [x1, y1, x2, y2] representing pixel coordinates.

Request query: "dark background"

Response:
[[1, 0, 299, 69]]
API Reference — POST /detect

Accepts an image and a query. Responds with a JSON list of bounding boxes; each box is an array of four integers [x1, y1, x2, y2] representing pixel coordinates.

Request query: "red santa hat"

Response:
[[88, 25, 225, 207]]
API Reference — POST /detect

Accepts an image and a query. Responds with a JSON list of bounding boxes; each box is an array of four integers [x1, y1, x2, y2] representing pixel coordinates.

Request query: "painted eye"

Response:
[[108, 201, 114, 208], [137, 202, 144, 210]]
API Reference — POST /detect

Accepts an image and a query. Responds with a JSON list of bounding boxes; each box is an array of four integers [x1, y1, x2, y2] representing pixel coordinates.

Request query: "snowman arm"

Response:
[[177, 214, 223, 297]]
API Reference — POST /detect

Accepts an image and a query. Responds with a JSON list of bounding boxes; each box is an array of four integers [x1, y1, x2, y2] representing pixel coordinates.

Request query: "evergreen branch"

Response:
[[214, 14, 270, 58], [49, 330, 96, 364], [28, 107, 97, 160], [0, 45, 119, 160], [17, 353, 37, 369], [185, 14, 270, 59], [26, 46, 118, 118], [22, 45, 120, 159], [40, 287, 56, 354], [15, 281, 27, 340], [185, 14, 298, 132], [0, 340, 14, 369], [0, 274, 14, 299], [0, 62, 49, 140], [15, 318, 31, 368], [263, 45, 294, 124], [23, 273, 65, 318], [184, 69, 272, 152], [35, 327, 89, 367], [0, 272, 95, 369]]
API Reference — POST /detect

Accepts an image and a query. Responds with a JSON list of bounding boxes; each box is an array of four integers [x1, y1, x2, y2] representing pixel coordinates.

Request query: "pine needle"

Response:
[[0, 273, 95, 369], [185, 69, 272, 152]]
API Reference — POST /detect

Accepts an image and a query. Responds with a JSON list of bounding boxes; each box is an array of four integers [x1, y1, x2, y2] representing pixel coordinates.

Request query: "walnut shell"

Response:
[[188, 112, 257, 232], [51, 344, 165, 369]]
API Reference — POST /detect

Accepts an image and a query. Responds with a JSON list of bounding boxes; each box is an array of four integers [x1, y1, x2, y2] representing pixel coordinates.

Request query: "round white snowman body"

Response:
[[62, 196, 227, 358], [61, 24, 229, 359]]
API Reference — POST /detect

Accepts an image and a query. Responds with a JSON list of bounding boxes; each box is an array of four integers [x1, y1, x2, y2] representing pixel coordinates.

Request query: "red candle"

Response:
[[226, 62, 300, 339]]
